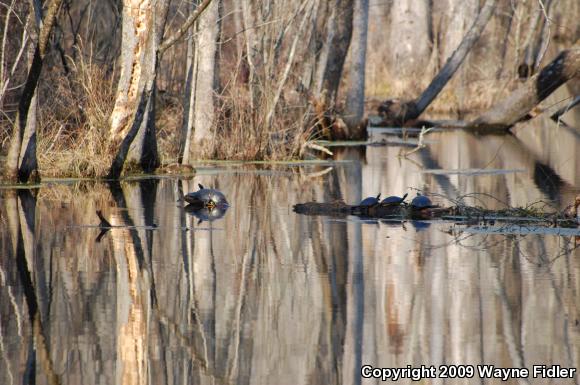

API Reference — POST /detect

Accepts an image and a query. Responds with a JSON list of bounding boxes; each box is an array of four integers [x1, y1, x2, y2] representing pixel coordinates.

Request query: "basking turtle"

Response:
[[410, 194, 436, 210], [360, 193, 381, 207], [184, 183, 229, 209], [381, 193, 408, 206]]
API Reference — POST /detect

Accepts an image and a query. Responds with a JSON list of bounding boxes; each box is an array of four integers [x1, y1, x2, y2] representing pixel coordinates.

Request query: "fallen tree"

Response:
[[468, 45, 580, 132], [377, 0, 497, 126]]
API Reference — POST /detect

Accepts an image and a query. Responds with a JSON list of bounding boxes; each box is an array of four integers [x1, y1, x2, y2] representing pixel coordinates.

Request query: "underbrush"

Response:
[[207, 85, 316, 161], [37, 54, 116, 178], [31, 53, 320, 178]]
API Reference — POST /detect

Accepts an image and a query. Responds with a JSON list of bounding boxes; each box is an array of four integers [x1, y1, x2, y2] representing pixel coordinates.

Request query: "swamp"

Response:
[[1, 0, 580, 384]]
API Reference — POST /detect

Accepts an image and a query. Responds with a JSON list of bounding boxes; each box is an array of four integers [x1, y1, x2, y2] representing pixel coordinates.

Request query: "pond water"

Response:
[[1, 116, 580, 385]]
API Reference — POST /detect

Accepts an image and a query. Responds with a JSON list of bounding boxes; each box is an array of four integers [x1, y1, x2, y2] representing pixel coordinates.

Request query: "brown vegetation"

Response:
[[0, 0, 579, 180]]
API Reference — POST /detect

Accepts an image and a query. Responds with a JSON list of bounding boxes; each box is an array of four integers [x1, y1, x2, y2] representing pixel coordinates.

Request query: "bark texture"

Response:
[[315, 0, 353, 104], [471, 46, 580, 132], [387, 0, 431, 81], [109, 0, 161, 174], [186, 0, 221, 162], [343, 0, 369, 138], [3, 0, 63, 183]]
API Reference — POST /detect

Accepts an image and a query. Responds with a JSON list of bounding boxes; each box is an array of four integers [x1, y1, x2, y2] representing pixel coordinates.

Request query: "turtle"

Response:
[[410, 194, 436, 210], [380, 193, 408, 206], [184, 183, 229, 209], [359, 193, 381, 206]]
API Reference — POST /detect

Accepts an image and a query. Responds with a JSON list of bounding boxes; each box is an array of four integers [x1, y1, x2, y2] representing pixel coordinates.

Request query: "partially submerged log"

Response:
[[294, 200, 452, 220], [294, 195, 580, 227]]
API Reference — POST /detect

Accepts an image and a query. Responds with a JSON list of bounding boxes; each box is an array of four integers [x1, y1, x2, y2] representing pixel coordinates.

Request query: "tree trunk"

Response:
[[183, 0, 221, 163], [378, 0, 497, 125], [180, 10, 196, 164], [470, 46, 580, 132], [3, 0, 63, 183], [387, 0, 431, 84], [342, 0, 369, 138], [315, 0, 353, 105], [109, 0, 164, 175]]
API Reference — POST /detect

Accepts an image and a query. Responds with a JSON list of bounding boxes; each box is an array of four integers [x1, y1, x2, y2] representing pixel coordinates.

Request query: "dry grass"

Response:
[[37, 51, 116, 178], [206, 85, 315, 161], [155, 92, 183, 164]]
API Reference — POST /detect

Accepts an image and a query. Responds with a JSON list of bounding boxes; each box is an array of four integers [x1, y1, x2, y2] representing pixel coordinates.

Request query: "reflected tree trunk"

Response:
[[4, 190, 60, 385], [106, 182, 151, 385], [518, 0, 554, 78]]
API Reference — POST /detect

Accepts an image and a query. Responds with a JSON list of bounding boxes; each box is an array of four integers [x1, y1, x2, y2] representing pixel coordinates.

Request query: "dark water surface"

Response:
[[1, 117, 580, 385]]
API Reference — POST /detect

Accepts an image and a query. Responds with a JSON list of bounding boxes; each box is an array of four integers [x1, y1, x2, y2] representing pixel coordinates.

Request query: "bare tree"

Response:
[[378, 0, 497, 125], [108, 0, 168, 177], [315, 0, 353, 105], [3, 0, 63, 183], [343, 0, 369, 138], [181, 0, 221, 164], [108, 0, 213, 178]]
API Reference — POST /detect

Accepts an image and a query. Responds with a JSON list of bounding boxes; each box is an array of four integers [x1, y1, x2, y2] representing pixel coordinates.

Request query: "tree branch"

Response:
[[158, 0, 213, 55]]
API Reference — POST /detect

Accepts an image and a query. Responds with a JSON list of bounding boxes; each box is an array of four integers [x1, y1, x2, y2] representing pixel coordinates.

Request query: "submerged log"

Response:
[[469, 46, 580, 132]]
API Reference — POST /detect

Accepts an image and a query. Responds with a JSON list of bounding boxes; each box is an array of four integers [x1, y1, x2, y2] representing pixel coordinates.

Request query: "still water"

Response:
[[1, 118, 580, 385]]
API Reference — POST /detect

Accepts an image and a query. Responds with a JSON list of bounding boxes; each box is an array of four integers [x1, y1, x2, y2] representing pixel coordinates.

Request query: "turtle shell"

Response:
[[410, 194, 434, 209], [184, 183, 229, 208], [381, 193, 408, 206], [360, 193, 381, 206]]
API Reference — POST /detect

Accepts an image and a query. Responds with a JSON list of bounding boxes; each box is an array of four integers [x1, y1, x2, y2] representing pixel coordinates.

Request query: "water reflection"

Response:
[[185, 205, 229, 223], [1, 118, 580, 385]]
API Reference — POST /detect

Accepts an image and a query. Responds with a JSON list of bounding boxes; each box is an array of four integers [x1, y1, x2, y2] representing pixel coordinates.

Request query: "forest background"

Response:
[[0, 0, 578, 182]]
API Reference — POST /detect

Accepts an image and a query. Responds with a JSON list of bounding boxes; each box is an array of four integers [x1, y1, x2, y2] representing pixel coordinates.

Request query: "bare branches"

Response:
[[158, 0, 213, 55]]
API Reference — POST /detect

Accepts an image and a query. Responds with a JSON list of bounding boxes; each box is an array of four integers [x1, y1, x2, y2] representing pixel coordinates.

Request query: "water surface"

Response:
[[1, 117, 580, 385]]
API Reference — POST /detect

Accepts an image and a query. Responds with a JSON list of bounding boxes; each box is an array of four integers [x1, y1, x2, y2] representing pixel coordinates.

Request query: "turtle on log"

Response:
[[184, 184, 229, 209]]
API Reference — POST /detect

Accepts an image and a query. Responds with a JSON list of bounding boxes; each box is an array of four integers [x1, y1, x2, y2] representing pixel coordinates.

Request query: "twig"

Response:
[[301, 141, 333, 156], [402, 126, 433, 157]]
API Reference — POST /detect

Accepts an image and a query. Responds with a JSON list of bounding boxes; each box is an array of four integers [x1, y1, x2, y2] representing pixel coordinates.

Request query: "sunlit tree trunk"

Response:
[[3, 0, 63, 183], [343, 0, 369, 138], [182, 0, 221, 163], [109, 0, 167, 176]]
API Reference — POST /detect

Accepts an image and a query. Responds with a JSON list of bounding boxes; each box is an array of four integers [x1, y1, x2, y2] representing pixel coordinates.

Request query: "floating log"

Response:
[[293, 195, 580, 228]]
